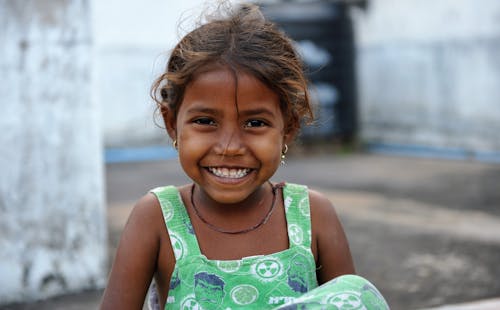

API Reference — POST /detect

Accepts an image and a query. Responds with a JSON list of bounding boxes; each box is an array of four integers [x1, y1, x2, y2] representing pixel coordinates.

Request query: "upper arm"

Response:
[[309, 189, 355, 284], [100, 193, 163, 309]]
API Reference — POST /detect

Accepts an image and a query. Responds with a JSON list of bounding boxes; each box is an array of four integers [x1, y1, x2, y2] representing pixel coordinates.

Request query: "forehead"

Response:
[[182, 66, 281, 112]]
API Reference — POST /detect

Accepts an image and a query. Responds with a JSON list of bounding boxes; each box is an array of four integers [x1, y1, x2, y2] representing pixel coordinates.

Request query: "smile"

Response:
[[207, 167, 252, 179]]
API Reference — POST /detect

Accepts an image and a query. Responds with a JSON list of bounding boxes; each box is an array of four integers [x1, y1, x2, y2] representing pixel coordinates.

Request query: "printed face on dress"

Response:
[[194, 272, 225, 306], [169, 66, 287, 205]]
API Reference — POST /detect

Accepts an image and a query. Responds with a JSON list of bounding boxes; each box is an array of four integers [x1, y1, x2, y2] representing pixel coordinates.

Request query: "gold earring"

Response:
[[281, 144, 288, 165], [172, 139, 178, 150]]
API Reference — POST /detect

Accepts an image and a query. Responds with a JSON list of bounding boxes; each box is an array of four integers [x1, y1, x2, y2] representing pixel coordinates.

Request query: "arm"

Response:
[[100, 193, 163, 309], [309, 189, 355, 284]]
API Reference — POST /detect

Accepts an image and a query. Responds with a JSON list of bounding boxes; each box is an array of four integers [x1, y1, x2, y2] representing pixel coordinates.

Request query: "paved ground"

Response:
[[2, 152, 500, 309]]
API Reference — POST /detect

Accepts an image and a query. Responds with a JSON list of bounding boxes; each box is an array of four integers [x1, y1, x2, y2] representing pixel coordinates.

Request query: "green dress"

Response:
[[151, 183, 389, 310]]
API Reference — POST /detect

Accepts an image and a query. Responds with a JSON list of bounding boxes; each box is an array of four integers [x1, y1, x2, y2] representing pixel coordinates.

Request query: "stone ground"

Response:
[[2, 153, 500, 309]]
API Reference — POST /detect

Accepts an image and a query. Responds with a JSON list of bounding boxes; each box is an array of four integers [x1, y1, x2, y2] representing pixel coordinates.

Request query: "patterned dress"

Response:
[[150, 183, 389, 310]]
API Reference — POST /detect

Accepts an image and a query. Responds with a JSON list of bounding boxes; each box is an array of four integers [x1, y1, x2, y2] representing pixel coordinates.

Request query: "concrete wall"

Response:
[[92, 0, 210, 147], [353, 0, 500, 153], [0, 0, 107, 304]]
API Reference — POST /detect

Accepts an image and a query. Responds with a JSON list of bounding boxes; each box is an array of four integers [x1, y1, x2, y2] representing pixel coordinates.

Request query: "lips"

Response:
[[207, 167, 252, 179]]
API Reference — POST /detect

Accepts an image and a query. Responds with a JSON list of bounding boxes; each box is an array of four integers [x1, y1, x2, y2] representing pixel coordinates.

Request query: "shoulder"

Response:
[[128, 185, 187, 229], [131, 185, 184, 217], [128, 191, 163, 225], [306, 188, 346, 240], [284, 183, 341, 234], [307, 188, 338, 223], [282, 183, 337, 219], [118, 191, 166, 251]]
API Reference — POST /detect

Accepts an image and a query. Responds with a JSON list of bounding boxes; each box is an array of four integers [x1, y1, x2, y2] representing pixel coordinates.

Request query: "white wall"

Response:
[[92, 0, 212, 147], [0, 0, 107, 304], [353, 0, 500, 152]]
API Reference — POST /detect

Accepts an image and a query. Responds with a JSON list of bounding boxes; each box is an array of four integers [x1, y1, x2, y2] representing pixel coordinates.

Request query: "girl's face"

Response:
[[170, 66, 288, 205]]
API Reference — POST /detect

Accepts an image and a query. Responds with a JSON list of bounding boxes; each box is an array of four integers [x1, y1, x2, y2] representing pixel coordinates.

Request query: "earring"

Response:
[[172, 139, 178, 150], [281, 144, 288, 165]]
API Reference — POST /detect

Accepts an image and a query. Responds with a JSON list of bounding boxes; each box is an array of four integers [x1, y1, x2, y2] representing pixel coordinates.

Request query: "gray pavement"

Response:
[[2, 152, 500, 309]]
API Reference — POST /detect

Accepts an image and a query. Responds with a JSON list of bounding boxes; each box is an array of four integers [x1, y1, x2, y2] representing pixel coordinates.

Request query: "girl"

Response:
[[101, 2, 388, 309]]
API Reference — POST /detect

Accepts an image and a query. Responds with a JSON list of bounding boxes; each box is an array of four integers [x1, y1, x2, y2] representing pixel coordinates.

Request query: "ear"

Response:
[[283, 126, 299, 145], [160, 106, 177, 140]]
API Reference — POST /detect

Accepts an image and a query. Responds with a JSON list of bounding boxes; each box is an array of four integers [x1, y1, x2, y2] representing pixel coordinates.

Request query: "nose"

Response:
[[214, 127, 245, 157]]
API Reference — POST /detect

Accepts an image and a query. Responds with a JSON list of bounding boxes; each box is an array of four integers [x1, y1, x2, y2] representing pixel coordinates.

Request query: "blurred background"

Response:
[[92, 0, 500, 156], [1, 0, 499, 309]]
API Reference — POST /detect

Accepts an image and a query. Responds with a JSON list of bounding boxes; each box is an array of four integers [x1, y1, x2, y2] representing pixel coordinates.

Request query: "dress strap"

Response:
[[151, 186, 201, 260], [282, 183, 312, 248]]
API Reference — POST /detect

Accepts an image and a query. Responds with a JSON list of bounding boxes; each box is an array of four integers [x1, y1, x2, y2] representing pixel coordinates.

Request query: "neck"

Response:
[[194, 183, 271, 214], [190, 182, 281, 234]]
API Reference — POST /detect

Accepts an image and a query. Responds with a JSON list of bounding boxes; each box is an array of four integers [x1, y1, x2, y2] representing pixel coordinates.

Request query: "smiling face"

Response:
[[168, 66, 287, 205]]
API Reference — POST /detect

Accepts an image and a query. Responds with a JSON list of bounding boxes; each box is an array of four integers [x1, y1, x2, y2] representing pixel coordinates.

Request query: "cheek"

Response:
[[251, 136, 282, 162], [177, 126, 208, 147], [176, 130, 206, 163]]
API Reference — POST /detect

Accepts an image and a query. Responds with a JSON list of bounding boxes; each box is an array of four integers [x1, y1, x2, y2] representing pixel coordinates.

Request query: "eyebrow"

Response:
[[186, 106, 277, 118], [185, 106, 220, 116], [238, 107, 277, 118]]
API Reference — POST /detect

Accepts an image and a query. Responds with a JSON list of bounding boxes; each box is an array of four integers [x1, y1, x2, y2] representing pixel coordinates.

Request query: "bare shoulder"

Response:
[[308, 189, 345, 238], [308, 188, 355, 283], [308, 189, 337, 217], [117, 191, 167, 243], [128, 191, 163, 226]]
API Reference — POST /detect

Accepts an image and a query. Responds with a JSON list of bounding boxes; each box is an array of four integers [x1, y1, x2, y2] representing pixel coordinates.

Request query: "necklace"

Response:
[[190, 182, 279, 235]]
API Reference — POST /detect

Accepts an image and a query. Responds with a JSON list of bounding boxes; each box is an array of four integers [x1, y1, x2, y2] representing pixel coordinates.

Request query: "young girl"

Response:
[[101, 3, 388, 309]]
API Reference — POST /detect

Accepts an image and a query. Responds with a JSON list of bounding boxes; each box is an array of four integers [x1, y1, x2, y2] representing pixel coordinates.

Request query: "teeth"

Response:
[[209, 167, 251, 178]]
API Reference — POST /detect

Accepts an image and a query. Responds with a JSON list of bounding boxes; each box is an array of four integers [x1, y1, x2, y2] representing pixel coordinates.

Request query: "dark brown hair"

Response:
[[151, 2, 313, 137]]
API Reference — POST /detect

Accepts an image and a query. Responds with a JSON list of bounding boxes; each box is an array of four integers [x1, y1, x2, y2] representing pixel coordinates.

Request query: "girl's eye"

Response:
[[244, 120, 267, 128], [193, 117, 216, 126]]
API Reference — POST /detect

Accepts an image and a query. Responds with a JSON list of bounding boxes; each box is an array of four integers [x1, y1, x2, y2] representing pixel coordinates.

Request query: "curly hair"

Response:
[[151, 2, 313, 137]]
